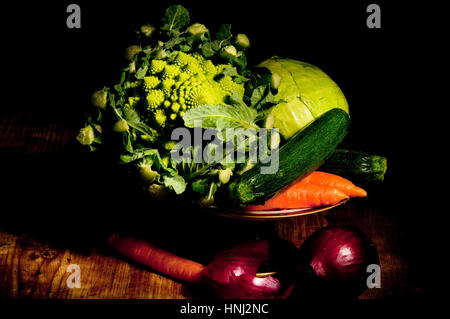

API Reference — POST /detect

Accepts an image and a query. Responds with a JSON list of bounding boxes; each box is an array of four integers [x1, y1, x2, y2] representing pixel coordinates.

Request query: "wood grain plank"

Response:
[[0, 113, 423, 299], [0, 232, 193, 299]]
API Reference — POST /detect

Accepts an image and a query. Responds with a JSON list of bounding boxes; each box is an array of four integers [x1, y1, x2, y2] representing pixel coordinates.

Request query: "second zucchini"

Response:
[[228, 108, 350, 206]]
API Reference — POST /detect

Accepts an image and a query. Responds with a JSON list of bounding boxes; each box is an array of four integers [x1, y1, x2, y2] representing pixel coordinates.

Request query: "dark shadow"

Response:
[[0, 140, 277, 266]]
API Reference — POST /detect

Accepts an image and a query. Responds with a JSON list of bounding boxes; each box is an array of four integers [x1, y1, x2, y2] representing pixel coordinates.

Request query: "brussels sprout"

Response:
[[155, 49, 168, 59], [91, 90, 107, 108], [148, 184, 169, 200], [124, 45, 142, 61], [139, 165, 157, 184], [187, 23, 208, 36], [220, 45, 238, 59], [113, 119, 129, 132], [187, 23, 208, 46], [218, 168, 233, 184], [235, 33, 250, 49], [76, 125, 95, 145], [140, 24, 156, 37]]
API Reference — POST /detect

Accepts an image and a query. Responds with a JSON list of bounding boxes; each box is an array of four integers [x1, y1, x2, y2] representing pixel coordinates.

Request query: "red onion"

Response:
[[203, 239, 297, 299], [298, 226, 379, 298]]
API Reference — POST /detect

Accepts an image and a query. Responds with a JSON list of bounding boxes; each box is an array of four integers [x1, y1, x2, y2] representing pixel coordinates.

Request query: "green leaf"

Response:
[[123, 132, 134, 153], [182, 92, 259, 131], [250, 84, 275, 110], [220, 66, 239, 77], [216, 24, 232, 40], [179, 43, 192, 52], [161, 5, 190, 34], [163, 36, 187, 50], [201, 42, 215, 58], [191, 178, 211, 196], [201, 40, 221, 58], [230, 54, 247, 70], [162, 175, 186, 194], [122, 107, 156, 142], [219, 67, 249, 84], [120, 148, 158, 163], [135, 62, 149, 79]]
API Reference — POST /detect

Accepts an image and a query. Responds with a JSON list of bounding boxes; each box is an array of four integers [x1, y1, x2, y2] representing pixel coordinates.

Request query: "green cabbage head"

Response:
[[259, 56, 349, 139]]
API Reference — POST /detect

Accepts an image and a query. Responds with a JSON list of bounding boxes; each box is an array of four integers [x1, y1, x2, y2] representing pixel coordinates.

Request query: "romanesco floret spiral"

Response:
[[163, 64, 181, 79], [191, 53, 206, 66], [161, 78, 175, 95], [141, 52, 246, 131], [154, 109, 167, 127], [176, 72, 191, 83], [173, 52, 193, 68], [171, 102, 181, 113], [144, 76, 161, 91], [150, 60, 166, 74], [146, 89, 165, 109], [182, 60, 202, 76], [192, 53, 217, 77], [125, 96, 140, 107], [202, 60, 217, 77], [218, 75, 245, 98]]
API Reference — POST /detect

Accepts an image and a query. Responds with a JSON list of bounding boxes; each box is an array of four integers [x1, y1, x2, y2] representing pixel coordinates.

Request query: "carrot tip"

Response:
[[354, 188, 367, 197]]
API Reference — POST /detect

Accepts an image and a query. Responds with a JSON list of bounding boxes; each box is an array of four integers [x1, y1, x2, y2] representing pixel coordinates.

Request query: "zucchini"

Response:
[[320, 149, 387, 185], [228, 108, 350, 205]]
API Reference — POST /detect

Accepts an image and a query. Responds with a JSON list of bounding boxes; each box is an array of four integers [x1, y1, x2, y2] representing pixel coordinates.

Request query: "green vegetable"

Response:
[[91, 90, 107, 108], [228, 108, 350, 205], [113, 119, 129, 132], [162, 175, 186, 194], [182, 92, 258, 132], [76, 125, 95, 145], [140, 24, 156, 37], [160, 5, 190, 36], [148, 183, 169, 200], [219, 168, 233, 184], [258, 57, 349, 139], [139, 165, 158, 184], [235, 34, 250, 49], [220, 45, 238, 59], [141, 51, 246, 130], [321, 149, 387, 185], [77, 5, 361, 205], [270, 72, 281, 89], [187, 23, 208, 35], [125, 45, 142, 61]]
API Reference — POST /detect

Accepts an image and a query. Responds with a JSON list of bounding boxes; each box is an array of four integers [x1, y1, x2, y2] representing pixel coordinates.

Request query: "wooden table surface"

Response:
[[0, 112, 423, 299]]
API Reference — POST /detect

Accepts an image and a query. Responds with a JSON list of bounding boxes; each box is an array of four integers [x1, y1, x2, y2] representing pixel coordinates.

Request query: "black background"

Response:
[[3, 0, 417, 169], [1, 0, 423, 302], [3, 0, 417, 188]]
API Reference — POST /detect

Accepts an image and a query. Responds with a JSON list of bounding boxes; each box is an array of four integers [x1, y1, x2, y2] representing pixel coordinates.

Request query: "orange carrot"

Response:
[[108, 234, 205, 284], [301, 171, 367, 198], [246, 171, 366, 211], [246, 183, 349, 211]]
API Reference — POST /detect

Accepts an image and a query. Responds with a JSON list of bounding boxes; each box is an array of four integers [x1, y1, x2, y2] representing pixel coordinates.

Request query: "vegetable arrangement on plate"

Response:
[[77, 5, 387, 212], [109, 226, 379, 299]]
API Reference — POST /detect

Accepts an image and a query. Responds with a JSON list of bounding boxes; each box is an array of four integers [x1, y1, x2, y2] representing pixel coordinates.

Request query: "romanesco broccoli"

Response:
[[135, 51, 245, 131]]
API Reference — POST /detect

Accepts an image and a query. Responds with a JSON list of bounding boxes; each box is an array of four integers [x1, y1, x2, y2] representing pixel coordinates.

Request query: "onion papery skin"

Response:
[[204, 239, 289, 299], [299, 226, 379, 298]]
